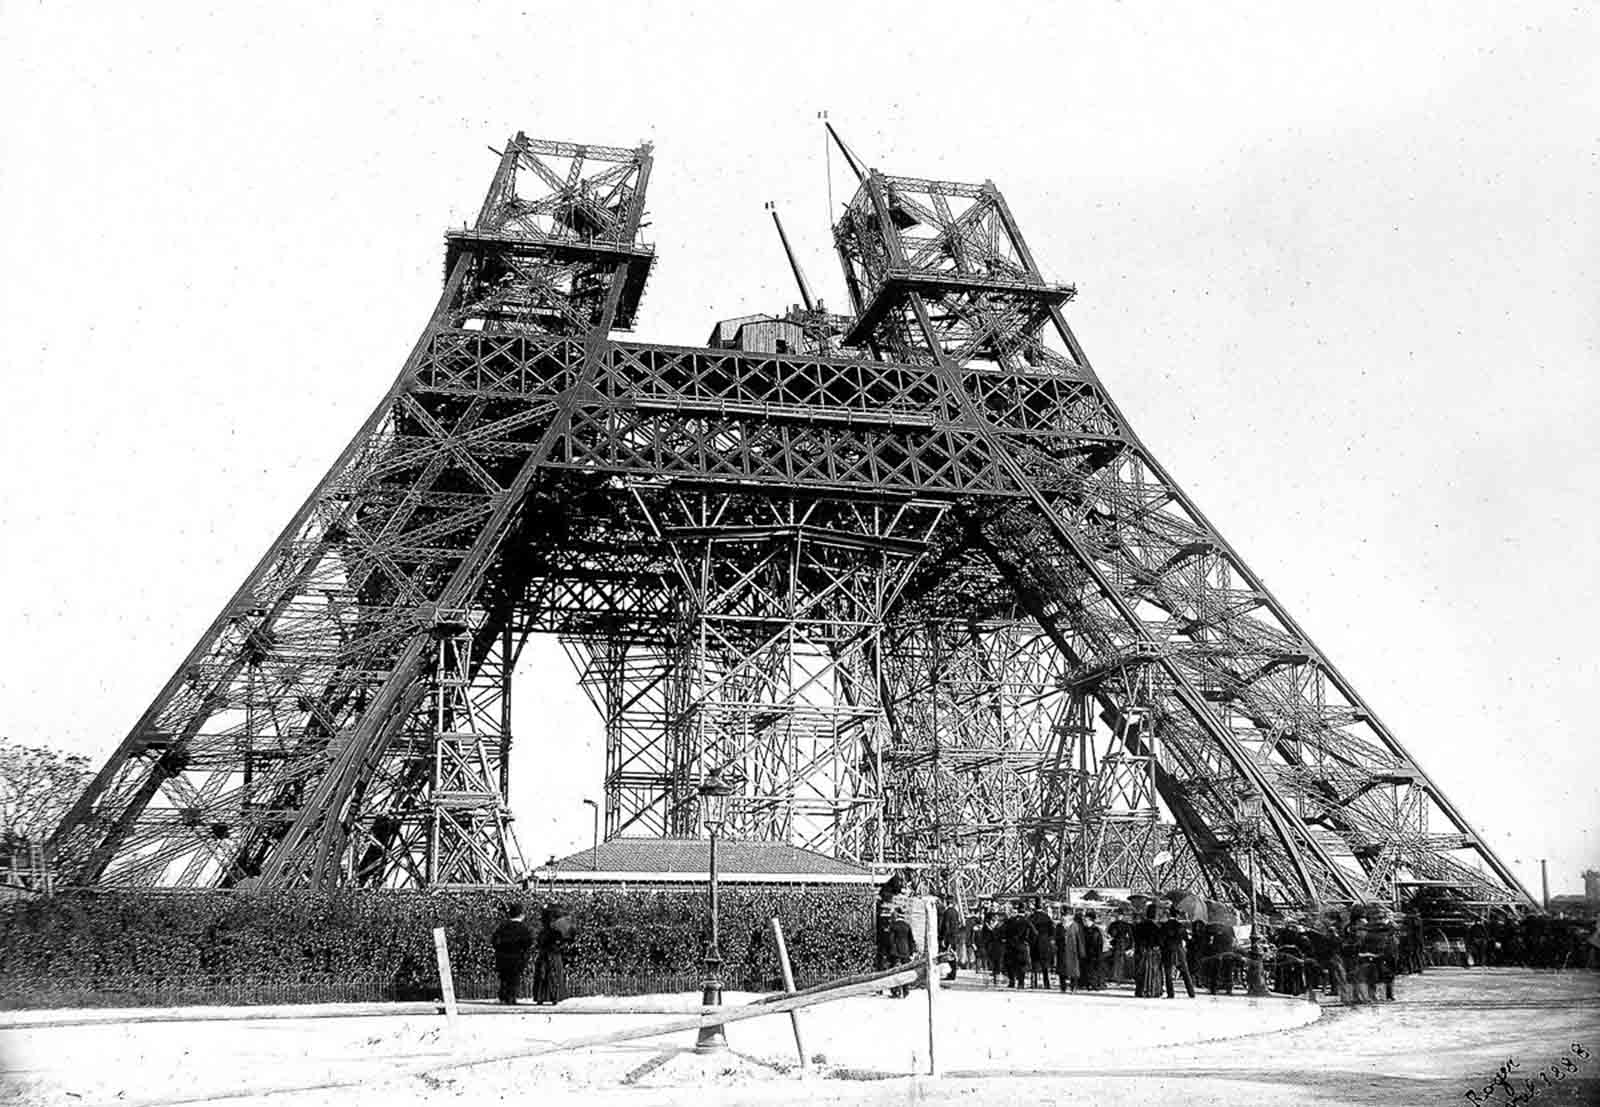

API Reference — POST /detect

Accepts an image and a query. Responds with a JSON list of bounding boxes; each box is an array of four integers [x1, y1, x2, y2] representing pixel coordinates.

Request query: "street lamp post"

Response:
[[1238, 791, 1269, 997], [582, 798, 599, 871], [696, 767, 733, 1053]]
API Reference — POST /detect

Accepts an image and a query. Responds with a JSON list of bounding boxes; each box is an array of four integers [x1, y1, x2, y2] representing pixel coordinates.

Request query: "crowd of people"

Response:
[[484, 881, 1598, 1009], [874, 875, 1600, 1006], [961, 898, 1212, 999], [1459, 911, 1596, 969]]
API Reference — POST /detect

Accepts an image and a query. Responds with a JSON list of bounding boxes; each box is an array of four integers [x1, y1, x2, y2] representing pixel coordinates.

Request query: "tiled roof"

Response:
[[548, 837, 875, 880]]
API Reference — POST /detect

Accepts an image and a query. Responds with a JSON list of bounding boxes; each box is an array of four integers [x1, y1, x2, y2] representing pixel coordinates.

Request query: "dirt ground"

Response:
[[2, 967, 1596, 1106]]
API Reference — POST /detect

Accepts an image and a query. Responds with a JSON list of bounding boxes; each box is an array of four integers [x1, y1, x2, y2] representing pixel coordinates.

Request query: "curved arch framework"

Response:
[[51, 133, 1532, 914]]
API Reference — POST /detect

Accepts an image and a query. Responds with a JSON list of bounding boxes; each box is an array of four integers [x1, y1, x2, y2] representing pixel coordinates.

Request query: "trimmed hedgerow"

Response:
[[0, 886, 873, 1009]]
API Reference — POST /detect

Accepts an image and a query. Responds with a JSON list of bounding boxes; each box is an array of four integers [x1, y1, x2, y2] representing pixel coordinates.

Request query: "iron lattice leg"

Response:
[[52, 132, 1533, 916]]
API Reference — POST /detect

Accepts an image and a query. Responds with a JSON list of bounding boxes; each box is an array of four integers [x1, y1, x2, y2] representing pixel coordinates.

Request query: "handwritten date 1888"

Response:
[[1464, 1043, 1590, 1105]]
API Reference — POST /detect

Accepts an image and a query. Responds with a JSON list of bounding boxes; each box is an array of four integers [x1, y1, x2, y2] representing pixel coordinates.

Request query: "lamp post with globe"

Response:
[[1235, 790, 1270, 996], [695, 767, 734, 1052]]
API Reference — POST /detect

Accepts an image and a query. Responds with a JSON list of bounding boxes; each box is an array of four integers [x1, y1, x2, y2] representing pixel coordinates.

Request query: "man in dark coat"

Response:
[[1028, 898, 1055, 989], [1395, 914, 1415, 976], [1273, 923, 1309, 996], [1342, 918, 1370, 1004], [1187, 917, 1208, 987], [981, 909, 1004, 984], [1467, 918, 1488, 968], [1160, 906, 1197, 998], [888, 905, 916, 998], [938, 895, 964, 982], [874, 877, 902, 972], [1080, 910, 1105, 989], [1055, 908, 1085, 992], [490, 901, 535, 1005], [1193, 923, 1217, 993], [1373, 926, 1399, 1001], [1001, 900, 1036, 989]]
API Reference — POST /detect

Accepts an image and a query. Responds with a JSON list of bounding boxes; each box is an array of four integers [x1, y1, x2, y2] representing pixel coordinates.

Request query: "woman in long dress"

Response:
[[1133, 905, 1163, 998], [531, 904, 576, 1005], [1055, 910, 1084, 992]]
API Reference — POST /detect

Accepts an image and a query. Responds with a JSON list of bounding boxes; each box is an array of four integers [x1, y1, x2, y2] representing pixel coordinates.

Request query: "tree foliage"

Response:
[[0, 738, 92, 848]]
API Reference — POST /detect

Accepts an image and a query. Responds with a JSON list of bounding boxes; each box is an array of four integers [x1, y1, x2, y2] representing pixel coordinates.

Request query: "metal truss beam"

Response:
[[53, 132, 1532, 916]]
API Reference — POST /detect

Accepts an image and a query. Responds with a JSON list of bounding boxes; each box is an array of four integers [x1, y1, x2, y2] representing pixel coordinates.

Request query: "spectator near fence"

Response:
[[490, 901, 534, 1005], [887, 905, 916, 998], [531, 903, 575, 1005], [874, 875, 901, 973]]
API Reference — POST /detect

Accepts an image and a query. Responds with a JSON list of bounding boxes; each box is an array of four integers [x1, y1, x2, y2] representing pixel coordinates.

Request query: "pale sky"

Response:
[[2, 2, 1595, 895]]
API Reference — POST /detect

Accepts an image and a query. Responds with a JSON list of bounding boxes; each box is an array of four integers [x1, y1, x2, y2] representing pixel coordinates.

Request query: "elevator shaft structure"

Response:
[[51, 131, 1533, 913]]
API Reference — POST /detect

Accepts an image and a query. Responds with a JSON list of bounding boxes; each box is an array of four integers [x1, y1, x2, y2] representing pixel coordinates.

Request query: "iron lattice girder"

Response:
[[408, 330, 1124, 494], [876, 618, 1066, 893], [50, 133, 656, 889], [632, 490, 939, 858], [52, 130, 1532, 912], [832, 163, 1530, 910]]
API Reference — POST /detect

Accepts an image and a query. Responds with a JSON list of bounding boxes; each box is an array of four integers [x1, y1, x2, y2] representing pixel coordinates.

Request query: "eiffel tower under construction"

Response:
[[50, 129, 1534, 913]]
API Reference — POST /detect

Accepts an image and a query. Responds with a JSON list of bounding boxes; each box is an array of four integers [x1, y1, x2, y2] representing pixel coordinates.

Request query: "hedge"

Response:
[[0, 886, 874, 1009]]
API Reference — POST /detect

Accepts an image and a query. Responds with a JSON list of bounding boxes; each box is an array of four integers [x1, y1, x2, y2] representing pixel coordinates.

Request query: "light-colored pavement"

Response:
[[1, 967, 1595, 1105]]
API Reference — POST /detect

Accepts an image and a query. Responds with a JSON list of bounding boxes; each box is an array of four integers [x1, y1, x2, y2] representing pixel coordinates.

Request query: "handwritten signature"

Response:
[[1463, 1043, 1591, 1105]]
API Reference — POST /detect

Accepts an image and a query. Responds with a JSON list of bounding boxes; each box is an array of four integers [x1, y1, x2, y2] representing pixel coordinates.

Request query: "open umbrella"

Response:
[[1166, 890, 1207, 923], [1204, 900, 1240, 926]]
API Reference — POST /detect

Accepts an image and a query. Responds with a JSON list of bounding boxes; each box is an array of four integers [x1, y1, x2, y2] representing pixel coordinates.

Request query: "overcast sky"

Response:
[[2, 2, 1595, 896]]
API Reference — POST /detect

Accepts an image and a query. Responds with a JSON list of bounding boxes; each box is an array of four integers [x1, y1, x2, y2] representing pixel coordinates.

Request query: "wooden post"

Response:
[[921, 896, 940, 1078], [431, 927, 459, 1038], [769, 917, 808, 1070]]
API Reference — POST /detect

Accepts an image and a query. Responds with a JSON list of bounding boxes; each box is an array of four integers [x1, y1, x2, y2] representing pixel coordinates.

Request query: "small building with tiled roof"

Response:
[[537, 837, 877, 887]]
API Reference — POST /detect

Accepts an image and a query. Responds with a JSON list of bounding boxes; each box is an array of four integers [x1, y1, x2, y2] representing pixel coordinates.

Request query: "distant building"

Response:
[[1548, 893, 1590, 917], [537, 837, 878, 890]]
